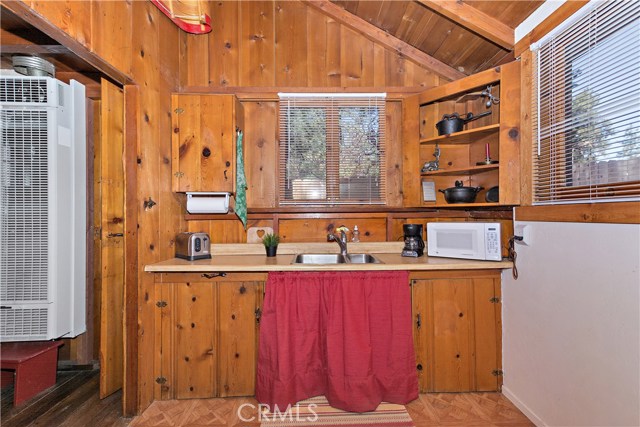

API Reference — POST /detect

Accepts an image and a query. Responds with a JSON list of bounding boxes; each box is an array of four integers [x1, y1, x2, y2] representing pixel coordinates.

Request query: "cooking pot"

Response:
[[436, 111, 492, 136], [439, 181, 483, 203], [485, 186, 499, 203]]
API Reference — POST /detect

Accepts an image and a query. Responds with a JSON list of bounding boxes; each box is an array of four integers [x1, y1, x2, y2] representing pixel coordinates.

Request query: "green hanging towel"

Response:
[[235, 130, 247, 229]]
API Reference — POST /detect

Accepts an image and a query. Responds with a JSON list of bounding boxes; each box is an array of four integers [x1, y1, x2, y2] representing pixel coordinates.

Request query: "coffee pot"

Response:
[[402, 223, 424, 257]]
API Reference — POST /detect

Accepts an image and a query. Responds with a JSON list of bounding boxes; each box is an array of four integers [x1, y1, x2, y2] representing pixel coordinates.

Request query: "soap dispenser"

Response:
[[351, 225, 360, 243]]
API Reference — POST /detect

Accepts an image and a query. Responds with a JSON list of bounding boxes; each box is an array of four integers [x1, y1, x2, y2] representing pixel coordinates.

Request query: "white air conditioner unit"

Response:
[[0, 74, 86, 341]]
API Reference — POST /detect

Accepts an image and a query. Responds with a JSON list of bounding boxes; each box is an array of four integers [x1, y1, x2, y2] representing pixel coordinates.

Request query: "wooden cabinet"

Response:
[[152, 269, 503, 399], [411, 270, 502, 392], [171, 94, 244, 192], [153, 273, 265, 400], [406, 61, 521, 207]]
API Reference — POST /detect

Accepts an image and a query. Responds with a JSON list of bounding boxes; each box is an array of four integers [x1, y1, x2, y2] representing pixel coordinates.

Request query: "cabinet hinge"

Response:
[[174, 171, 184, 178], [489, 296, 501, 303], [155, 376, 167, 384], [255, 307, 262, 324], [174, 107, 184, 114], [492, 369, 504, 377], [156, 300, 167, 308]]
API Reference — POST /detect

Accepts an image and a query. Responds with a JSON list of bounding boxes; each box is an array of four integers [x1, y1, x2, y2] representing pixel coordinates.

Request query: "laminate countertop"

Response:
[[145, 242, 513, 272]]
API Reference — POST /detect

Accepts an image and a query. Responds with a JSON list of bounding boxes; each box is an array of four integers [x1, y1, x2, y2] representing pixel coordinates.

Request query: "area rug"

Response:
[[259, 395, 415, 426]]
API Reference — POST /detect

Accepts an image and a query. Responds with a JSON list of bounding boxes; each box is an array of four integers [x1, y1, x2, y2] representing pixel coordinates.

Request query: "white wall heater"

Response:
[[0, 73, 86, 341]]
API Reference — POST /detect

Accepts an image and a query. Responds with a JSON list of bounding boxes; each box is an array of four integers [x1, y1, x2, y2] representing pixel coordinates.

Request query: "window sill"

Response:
[[515, 202, 640, 224]]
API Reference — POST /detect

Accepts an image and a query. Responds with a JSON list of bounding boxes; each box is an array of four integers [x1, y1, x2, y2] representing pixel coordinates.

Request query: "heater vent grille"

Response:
[[0, 307, 49, 339], [0, 78, 49, 104], [0, 109, 49, 303]]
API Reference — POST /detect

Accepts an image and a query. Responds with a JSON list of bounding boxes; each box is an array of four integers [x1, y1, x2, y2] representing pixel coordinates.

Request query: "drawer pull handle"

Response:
[[107, 232, 124, 238], [202, 272, 226, 279]]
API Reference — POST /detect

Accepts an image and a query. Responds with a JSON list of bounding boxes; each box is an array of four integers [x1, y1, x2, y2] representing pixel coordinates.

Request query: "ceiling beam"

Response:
[[301, 0, 466, 81], [0, 44, 70, 55], [416, 0, 514, 51]]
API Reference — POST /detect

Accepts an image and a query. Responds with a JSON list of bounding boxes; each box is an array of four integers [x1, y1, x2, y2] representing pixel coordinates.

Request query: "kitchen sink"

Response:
[[346, 253, 382, 264], [291, 253, 382, 264]]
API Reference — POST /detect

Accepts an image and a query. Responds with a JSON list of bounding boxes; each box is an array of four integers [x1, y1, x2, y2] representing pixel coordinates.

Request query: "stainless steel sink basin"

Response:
[[346, 253, 382, 264], [291, 253, 382, 264], [292, 254, 346, 264]]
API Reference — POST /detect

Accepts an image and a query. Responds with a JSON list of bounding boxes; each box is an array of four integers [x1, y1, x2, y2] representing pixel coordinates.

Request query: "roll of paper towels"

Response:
[[186, 192, 230, 214]]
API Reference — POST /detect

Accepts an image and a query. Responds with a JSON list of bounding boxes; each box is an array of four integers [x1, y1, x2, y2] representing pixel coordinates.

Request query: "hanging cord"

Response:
[[508, 235, 523, 280]]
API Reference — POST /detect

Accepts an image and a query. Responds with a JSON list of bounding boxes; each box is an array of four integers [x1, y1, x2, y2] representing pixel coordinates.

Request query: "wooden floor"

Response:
[[0, 367, 131, 427], [1, 368, 533, 426]]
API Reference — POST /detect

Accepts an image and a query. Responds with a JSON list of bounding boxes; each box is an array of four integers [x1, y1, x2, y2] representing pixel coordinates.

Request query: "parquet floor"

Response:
[[2, 367, 533, 427], [129, 393, 534, 427]]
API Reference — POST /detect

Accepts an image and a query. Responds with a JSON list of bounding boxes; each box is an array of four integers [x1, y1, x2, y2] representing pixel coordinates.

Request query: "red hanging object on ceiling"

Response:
[[150, 0, 212, 34]]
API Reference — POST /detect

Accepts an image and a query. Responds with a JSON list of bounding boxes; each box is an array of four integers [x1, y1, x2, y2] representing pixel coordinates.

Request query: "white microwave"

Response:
[[427, 222, 502, 261]]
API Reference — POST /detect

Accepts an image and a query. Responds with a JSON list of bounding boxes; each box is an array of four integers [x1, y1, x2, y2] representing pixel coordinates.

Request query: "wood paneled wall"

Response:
[[187, 214, 513, 259], [19, 0, 183, 414], [179, 1, 441, 89]]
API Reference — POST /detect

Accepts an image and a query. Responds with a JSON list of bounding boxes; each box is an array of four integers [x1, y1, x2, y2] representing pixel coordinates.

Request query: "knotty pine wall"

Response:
[[178, 1, 504, 244], [18, 0, 183, 414], [179, 1, 441, 88]]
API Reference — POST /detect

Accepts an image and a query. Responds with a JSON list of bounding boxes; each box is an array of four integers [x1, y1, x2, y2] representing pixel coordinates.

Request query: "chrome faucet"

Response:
[[327, 226, 349, 256]]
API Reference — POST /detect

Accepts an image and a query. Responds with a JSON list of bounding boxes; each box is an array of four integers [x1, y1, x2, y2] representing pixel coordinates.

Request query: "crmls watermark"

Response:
[[238, 402, 319, 422]]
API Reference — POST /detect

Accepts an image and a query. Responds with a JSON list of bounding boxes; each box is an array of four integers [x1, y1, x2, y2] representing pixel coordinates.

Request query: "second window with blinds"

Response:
[[278, 93, 386, 206]]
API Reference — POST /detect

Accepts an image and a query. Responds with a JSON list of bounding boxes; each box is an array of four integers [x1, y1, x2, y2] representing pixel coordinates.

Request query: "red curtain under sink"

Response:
[[256, 271, 418, 413]]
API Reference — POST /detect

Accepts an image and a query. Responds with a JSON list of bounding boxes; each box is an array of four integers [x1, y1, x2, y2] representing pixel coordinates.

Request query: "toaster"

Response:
[[175, 232, 211, 261]]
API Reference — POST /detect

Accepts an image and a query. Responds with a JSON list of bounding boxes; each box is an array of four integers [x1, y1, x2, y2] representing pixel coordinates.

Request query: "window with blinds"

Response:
[[531, 0, 640, 204], [278, 93, 386, 205]]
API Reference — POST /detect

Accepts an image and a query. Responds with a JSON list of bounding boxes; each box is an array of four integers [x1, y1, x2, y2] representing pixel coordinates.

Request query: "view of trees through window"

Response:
[[281, 99, 385, 205], [568, 18, 640, 186]]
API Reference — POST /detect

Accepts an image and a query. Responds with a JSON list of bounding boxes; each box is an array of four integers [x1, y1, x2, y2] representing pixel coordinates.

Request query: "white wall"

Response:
[[502, 221, 640, 426]]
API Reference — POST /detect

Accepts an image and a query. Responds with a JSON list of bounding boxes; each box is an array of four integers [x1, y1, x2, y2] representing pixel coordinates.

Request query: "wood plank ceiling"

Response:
[[330, 0, 543, 75]]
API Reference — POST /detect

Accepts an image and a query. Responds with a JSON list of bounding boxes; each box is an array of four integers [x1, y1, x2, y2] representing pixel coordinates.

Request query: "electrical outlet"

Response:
[[514, 224, 532, 246]]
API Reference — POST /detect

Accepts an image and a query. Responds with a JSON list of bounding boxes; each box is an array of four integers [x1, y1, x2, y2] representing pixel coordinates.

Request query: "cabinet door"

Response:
[[154, 282, 218, 399], [217, 280, 263, 397], [171, 94, 238, 192], [429, 278, 474, 392], [174, 282, 217, 399], [472, 277, 502, 391], [411, 274, 501, 392]]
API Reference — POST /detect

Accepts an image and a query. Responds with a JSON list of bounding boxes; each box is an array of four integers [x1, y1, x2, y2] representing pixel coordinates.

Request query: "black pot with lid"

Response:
[[439, 181, 483, 204]]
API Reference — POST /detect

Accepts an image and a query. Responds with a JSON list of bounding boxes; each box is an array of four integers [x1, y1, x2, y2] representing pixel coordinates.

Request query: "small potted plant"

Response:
[[262, 233, 280, 257]]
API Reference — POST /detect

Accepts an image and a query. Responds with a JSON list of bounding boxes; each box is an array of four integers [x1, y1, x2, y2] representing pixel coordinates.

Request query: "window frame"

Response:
[[531, 0, 640, 205], [277, 93, 387, 207]]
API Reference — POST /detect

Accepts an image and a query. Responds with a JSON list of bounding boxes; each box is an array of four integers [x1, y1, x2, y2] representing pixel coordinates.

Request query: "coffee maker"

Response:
[[401, 224, 425, 257]]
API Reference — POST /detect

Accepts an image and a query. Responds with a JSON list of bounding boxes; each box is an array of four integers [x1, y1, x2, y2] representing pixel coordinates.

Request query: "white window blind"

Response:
[[278, 93, 386, 205], [532, 0, 640, 204]]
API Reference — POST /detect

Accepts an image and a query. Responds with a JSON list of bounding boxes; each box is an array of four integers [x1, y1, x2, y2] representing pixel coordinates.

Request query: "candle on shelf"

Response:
[[485, 143, 490, 160]]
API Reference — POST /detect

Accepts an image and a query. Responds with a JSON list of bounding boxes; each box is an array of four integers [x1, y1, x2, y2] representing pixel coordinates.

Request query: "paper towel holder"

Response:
[[186, 192, 230, 214]]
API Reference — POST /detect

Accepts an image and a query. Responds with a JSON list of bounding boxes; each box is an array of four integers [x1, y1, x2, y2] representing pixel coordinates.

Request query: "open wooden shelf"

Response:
[[420, 123, 500, 145], [421, 164, 499, 177]]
